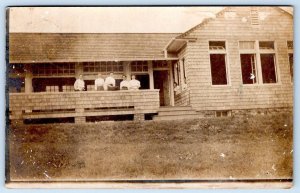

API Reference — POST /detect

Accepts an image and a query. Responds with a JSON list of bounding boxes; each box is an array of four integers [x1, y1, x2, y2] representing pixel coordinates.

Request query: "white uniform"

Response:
[[120, 80, 130, 90], [104, 76, 116, 90], [94, 78, 104, 90], [129, 79, 141, 90], [74, 79, 85, 91]]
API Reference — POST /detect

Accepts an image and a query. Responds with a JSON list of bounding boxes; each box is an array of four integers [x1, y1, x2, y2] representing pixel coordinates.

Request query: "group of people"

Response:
[[74, 73, 141, 91]]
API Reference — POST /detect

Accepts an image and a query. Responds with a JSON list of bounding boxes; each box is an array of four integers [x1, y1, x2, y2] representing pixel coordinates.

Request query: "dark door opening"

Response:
[[135, 74, 150, 89], [153, 70, 170, 106]]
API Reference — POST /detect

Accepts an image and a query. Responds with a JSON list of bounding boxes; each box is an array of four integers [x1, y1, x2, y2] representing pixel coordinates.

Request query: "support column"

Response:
[[24, 64, 33, 93], [124, 61, 131, 78], [75, 62, 83, 77], [148, 61, 154, 89], [168, 61, 175, 106]]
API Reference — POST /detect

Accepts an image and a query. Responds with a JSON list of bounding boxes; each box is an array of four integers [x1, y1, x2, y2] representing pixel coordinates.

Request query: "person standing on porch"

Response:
[[104, 72, 117, 91], [95, 73, 105, 91], [120, 75, 130, 90], [74, 74, 85, 91], [129, 75, 141, 90]]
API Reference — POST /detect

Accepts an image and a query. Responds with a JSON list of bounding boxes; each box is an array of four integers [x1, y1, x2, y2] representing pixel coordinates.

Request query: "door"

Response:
[[153, 70, 170, 106]]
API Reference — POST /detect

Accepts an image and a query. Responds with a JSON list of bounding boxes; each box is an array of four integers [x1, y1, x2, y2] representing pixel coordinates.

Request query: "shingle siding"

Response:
[[184, 7, 293, 111]]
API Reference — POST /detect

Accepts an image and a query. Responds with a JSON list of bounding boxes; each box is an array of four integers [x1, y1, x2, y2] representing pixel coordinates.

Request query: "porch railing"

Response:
[[9, 89, 160, 123]]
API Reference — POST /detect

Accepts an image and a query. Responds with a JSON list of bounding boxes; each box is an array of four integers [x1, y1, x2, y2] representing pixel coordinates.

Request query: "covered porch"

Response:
[[8, 33, 191, 123]]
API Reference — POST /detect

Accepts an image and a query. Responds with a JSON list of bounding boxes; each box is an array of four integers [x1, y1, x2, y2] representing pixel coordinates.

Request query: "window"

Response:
[[260, 54, 277, 83], [182, 58, 187, 84], [240, 54, 257, 84], [259, 41, 275, 50], [239, 41, 277, 84], [287, 41, 293, 50], [209, 41, 226, 50], [239, 41, 255, 50], [289, 54, 293, 82], [259, 41, 277, 83], [209, 41, 228, 85], [9, 64, 24, 75], [131, 61, 148, 72], [288, 41, 293, 82], [153, 60, 168, 68], [33, 63, 75, 76], [83, 61, 123, 73], [210, 54, 227, 85]]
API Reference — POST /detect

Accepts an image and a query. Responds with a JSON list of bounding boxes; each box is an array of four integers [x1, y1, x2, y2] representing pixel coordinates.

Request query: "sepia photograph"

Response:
[[6, 6, 293, 188]]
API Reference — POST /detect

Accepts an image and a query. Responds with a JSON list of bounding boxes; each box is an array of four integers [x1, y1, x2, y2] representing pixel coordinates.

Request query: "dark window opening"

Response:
[[209, 41, 226, 50], [260, 54, 277, 83], [210, 54, 227, 85], [145, 113, 157, 120], [289, 53, 293, 82], [24, 117, 74, 124], [9, 64, 24, 74], [135, 74, 150, 89], [216, 110, 231, 117], [240, 54, 257, 84], [86, 115, 134, 122], [33, 77, 76, 92], [8, 77, 25, 93]]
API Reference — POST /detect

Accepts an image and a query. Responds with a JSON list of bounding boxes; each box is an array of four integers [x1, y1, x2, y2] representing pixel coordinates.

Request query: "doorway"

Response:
[[153, 70, 170, 106]]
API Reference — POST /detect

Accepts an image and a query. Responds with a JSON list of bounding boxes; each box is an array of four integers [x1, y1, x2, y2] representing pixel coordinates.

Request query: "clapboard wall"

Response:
[[183, 7, 293, 111]]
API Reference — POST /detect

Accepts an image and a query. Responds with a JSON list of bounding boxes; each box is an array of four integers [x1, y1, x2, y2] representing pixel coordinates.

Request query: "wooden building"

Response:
[[8, 7, 293, 123]]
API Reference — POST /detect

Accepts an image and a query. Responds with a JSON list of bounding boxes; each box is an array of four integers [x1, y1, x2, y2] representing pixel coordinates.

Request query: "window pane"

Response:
[[259, 41, 274, 50], [287, 41, 293, 50], [240, 54, 257, 84], [260, 54, 277, 83], [289, 53, 293, 82], [209, 41, 226, 50], [210, 54, 227, 85], [239, 41, 255, 49]]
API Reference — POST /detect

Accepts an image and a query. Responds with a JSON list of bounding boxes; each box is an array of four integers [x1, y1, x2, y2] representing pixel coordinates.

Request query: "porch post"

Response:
[[148, 61, 154, 89], [75, 62, 83, 77], [168, 61, 175, 106], [24, 64, 33, 93], [124, 61, 131, 77]]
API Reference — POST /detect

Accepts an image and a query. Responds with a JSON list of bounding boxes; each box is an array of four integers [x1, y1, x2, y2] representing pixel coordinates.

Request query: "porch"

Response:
[[9, 90, 160, 123]]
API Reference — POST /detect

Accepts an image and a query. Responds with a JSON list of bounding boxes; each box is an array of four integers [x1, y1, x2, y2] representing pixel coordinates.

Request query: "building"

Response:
[[8, 6, 293, 123]]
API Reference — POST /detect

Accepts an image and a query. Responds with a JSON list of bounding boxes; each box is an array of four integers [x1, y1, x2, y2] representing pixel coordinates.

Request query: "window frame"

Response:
[[238, 40, 280, 86], [287, 40, 294, 83], [208, 40, 230, 86]]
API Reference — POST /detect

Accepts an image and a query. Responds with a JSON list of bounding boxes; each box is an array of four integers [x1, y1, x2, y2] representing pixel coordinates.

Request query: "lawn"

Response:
[[7, 112, 293, 182]]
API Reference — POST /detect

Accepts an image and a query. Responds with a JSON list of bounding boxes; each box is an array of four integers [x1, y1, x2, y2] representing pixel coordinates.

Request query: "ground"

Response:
[[7, 113, 293, 182]]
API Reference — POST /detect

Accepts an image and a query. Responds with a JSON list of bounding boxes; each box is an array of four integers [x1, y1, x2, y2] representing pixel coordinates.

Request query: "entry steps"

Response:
[[153, 106, 199, 121]]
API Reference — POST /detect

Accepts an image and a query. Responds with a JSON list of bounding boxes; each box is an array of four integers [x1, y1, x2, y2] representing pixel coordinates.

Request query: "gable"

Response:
[[179, 6, 293, 39]]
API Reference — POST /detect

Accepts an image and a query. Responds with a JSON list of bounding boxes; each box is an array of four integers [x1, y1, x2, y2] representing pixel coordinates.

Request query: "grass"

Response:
[[8, 112, 293, 181]]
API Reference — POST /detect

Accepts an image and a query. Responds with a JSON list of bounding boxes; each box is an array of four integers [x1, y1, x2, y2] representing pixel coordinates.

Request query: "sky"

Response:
[[8, 7, 223, 33]]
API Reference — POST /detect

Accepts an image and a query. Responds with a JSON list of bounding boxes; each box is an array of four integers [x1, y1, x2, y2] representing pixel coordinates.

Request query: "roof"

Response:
[[9, 33, 179, 63]]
